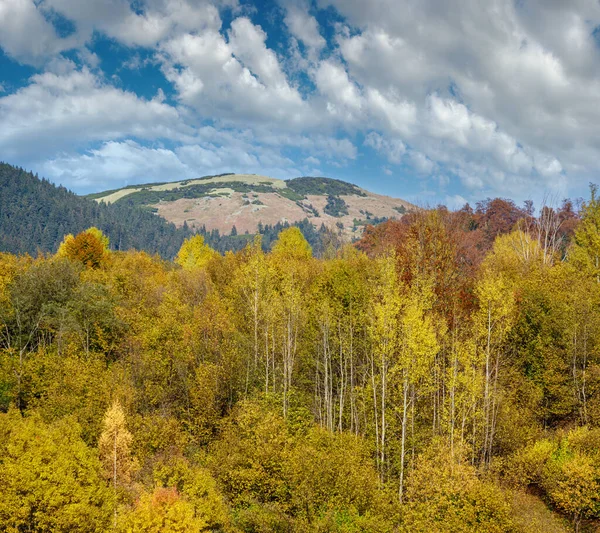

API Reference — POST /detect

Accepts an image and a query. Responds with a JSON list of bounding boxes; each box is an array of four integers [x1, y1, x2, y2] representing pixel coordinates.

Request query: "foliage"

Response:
[[99, 400, 135, 490], [0, 410, 113, 531], [117, 487, 207, 532], [3, 184, 600, 531], [62, 229, 109, 268], [286, 177, 366, 197], [324, 195, 349, 217], [401, 442, 513, 532], [175, 235, 217, 270]]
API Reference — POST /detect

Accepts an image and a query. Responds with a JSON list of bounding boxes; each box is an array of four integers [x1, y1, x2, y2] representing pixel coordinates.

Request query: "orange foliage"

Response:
[[64, 231, 107, 268]]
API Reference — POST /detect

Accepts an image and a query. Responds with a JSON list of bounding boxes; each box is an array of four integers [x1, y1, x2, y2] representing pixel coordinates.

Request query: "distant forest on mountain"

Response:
[[0, 163, 341, 258]]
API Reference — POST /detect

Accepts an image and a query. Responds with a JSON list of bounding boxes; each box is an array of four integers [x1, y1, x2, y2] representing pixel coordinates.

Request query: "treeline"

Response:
[[196, 218, 341, 256], [1, 190, 599, 532], [0, 162, 193, 258], [0, 163, 343, 259]]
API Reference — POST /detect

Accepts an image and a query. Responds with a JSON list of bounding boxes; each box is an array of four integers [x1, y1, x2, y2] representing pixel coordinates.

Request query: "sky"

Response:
[[1, 0, 599, 208]]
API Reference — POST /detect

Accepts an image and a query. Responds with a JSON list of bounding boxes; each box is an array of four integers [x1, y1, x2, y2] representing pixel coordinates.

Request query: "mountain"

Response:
[[0, 164, 414, 259], [0, 162, 192, 258], [89, 174, 414, 239]]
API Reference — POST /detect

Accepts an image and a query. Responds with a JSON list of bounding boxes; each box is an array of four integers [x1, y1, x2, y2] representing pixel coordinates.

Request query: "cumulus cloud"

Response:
[[40, 141, 193, 190], [39, 138, 306, 192], [0, 61, 184, 160], [281, 1, 326, 53], [364, 132, 405, 164], [2, 0, 600, 202], [159, 18, 311, 128], [322, 0, 600, 197], [0, 0, 79, 65]]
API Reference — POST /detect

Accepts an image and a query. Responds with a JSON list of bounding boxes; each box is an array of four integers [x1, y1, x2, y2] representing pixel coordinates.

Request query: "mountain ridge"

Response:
[[88, 174, 414, 238]]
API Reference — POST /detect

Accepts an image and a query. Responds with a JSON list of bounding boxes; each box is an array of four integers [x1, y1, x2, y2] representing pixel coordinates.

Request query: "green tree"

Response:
[[570, 183, 600, 281]]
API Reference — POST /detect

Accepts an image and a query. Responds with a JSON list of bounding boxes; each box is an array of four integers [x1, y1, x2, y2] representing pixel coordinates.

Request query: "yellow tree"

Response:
[[309, 246, 370, 434], [175, 235, 216, 270], [234, 236, 272, 395], [474, 240, 517, 467], [269, 228, 313, 418], [368, 253, 402, 481], [56, 233, 75, 257], [397, 277, 440, 501], [60, 229, 109, 269], [99, 399, 135, 524], [570, 183, 600, 282], [118, 487, 207, 532], [58, 227, 110, 263], [0, 410, 113, 531]]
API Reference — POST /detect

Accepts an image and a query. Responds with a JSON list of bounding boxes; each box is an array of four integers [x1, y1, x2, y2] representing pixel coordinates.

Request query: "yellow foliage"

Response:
[[118, 487, 207, 532], [57, 233, 75, 257], [99, 399, 135, 488], [0, 410, 113, 531], [271, 227, 312, 260], [175, 235, 216, 270]]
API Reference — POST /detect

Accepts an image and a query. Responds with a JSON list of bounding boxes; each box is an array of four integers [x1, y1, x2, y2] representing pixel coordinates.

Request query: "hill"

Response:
[[0, 162, 192, 258], [89, 174, 414, 239], [0, 164, 360, 258]]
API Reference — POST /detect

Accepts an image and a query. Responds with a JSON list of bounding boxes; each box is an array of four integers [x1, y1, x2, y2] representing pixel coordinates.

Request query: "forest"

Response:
[[0, 163, 342, 259], [1, 187, 600, 532]]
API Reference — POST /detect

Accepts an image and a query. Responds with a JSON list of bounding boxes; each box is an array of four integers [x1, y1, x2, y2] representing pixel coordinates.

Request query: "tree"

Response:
[[397, 278, 440, 501], [175, 235, 216, 270], [402, 441, 513, 532], [63, 229, 109, 268], [570, 183, 600, 282], [368, 253, 402, 482], [0, 409, 113, 531], [99, 399, 135, 525], [118, 487, 207, 532], [270, 228, 313, 417], [271, 226, 312, 260]]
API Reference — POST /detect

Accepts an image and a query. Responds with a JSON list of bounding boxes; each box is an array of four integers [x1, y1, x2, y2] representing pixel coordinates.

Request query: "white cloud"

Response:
[[40, 141, 192, 190], [364, 132, 405, 164], [3, 0, 600, 202], [407, 151, 435, 175], [444, 194, 468, 210], [39, 139, 306, 192], [366, 89, 417, 137], [0, 0, 234, 66], [43, 0, 228, 47], [0, 0, 79, 65], [160, 18, 311, 128], [317, 0, 600, 198], [228, 17, 289, 88], [313, 60, 363, 122], [282, 1, 326, 53], [0, 63, 184, 160]]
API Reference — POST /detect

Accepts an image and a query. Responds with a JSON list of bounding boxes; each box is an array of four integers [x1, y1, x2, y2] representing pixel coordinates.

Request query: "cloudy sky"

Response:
[[1, 0, 598, 207]]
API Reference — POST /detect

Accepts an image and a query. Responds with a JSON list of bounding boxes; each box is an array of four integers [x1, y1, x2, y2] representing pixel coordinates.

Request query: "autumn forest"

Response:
[[3, 189, 600, 532]]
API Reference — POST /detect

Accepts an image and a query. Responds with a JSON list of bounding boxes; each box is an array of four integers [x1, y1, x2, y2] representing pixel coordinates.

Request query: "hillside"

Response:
[[0, 163, 192, 258], [89, 174, 414, 238]]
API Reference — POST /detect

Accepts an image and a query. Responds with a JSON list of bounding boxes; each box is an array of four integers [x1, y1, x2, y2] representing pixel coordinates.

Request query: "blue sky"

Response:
[[1, 0, 599, 208]]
